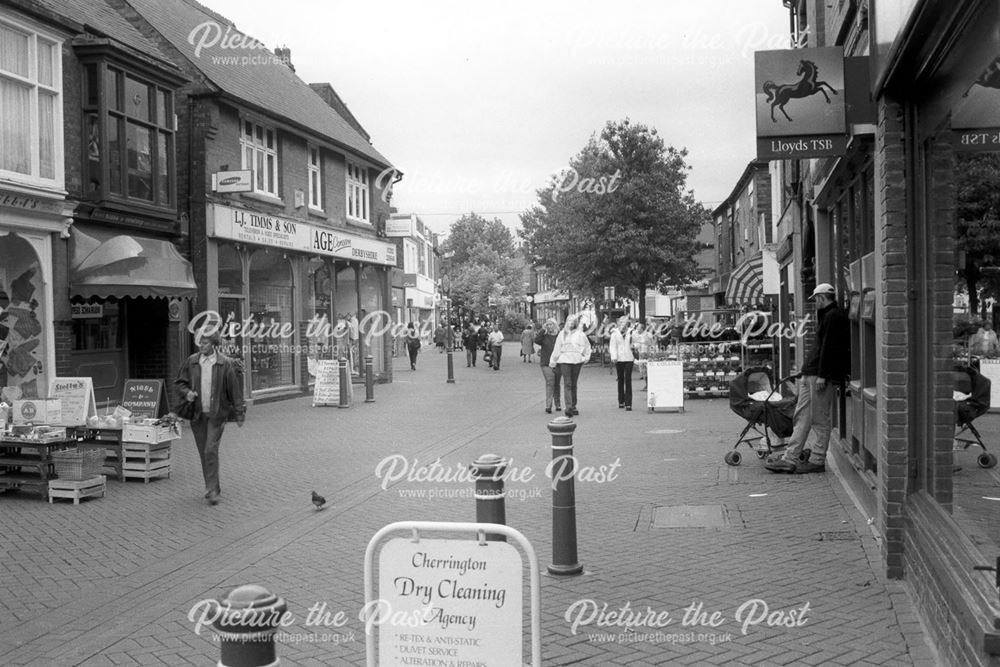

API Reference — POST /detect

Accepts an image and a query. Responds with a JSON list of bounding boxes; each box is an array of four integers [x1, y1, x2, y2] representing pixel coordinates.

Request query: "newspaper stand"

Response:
[[364, 521, 542, 667]]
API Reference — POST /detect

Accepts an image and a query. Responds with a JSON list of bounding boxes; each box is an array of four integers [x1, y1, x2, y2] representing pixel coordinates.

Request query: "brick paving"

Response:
[[0, 344, 941, 665]]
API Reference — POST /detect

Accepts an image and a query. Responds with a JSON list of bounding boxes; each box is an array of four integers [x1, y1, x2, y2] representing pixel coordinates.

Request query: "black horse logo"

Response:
[[762, 60, 838, 123], [963, 56, 1000, 97]]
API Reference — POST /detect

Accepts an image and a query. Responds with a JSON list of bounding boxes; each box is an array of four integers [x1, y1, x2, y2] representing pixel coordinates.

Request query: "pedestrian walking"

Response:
[[535, 318, 562, 414], [609, 317, 636, 411], [463, 322, 480, 367], [174, 332, 245, 505], [520, 324, 535, 363], [765, 283, 850, 474], [405, 321, 421, 370], [434, 324, 447, 353], [550, 314, 592, 417], [488, 325, 505, 370]]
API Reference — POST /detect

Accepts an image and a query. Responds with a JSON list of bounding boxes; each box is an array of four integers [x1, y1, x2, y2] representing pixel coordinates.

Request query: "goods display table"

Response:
[[0, 430, 74, 500]]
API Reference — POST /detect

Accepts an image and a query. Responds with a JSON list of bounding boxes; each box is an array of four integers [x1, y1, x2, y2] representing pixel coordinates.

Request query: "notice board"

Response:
[[978, 359, 1000, 413], [646, 360, 685, 412], [312, 359, 339, 406], [48, 377, 97, 426], [121, 379, 167, 419]]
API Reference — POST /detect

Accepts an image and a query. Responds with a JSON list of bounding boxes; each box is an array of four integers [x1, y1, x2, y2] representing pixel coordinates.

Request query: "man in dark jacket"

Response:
[[175, 332, 245, 504], [765, 283, 850, 474]]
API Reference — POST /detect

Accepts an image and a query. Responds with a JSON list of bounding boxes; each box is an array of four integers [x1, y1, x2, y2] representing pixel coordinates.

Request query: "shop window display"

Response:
[[0, 234, 45, 398], [248, 250, 294, 391], [334, 266, 358, 374], [359, 265, 383, 374]]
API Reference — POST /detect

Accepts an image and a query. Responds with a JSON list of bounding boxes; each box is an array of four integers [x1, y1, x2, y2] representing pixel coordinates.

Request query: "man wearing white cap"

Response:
[[765, 283, 850, 474]]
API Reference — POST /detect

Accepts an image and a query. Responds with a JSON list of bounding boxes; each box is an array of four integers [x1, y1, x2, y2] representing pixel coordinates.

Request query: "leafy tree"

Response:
[[442, 227, 524, 321], [519, 119, 707, 321], [957, 152, 1000, 318]]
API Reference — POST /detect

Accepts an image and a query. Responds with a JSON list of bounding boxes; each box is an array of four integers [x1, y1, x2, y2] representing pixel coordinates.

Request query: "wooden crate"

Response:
[[49, 475, 106, 504], [122, 441, 171, 483], [123, 423, 180, 444]]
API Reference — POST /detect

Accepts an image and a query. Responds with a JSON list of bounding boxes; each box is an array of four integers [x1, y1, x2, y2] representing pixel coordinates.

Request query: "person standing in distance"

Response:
[[550, 314, 592, 417], [488, 324, 505, 370], [174, 332, 245, 505], [609, 317, 636, 411], [405, 321, 421, 370], [535, 318, 563, 413], [765, 283, 850, 474]]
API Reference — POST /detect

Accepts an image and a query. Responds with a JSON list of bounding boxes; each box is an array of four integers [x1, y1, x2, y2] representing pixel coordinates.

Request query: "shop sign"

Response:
[[211, 169, 253, 193], [385, 217, 415, 237], [71, 303, 103, 319], [755, 47, 847, 160], [209, 204, 397, 265], [121, 379, 166, 419], [375, 537, 523, 666]]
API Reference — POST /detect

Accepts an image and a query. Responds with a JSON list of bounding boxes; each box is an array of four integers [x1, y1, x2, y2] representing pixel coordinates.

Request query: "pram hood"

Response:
[[955, 364, 991, 424]]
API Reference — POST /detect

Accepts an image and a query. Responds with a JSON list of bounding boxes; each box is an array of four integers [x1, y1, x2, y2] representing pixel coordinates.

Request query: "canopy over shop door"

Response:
[[69, 225, 196, 299], [725, 255, 765, 306]]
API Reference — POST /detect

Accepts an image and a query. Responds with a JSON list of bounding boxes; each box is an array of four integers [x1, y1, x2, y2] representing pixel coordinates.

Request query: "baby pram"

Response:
[[725, 367, 797, 466], [954, 364, 997, 469]]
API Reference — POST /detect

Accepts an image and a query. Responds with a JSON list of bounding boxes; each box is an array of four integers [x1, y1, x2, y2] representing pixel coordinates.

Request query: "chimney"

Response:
[[274, 45, 294, 72]]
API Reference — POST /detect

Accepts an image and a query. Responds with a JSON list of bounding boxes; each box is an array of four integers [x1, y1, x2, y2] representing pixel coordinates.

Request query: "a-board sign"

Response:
[[646, 360, 685, 412], [48, 377, 97, 426], [12, 398, 62, 425], [121, 379, 167, 419], [375, 537, 523, 666], [312, 359, 339, 406], [978, 359, 1000, 413]]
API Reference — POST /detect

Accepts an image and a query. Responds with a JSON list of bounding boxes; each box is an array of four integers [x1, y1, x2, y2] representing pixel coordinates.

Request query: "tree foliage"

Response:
[[441, 214, 524, 318], [957, 152, 1000, 317], [519, 119, 708, 321]]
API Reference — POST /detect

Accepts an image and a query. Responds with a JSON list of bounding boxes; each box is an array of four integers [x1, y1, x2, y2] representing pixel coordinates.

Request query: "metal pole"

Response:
[[213, 584, 287, 667], [470, 454, 507, 541], [364, 354, 375, 403], [338, 355, 350, 409], [547, 416, 582, 575]]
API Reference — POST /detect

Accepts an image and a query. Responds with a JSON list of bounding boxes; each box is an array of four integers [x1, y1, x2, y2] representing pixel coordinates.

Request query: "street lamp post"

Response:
[[443, 251, 455, 383]]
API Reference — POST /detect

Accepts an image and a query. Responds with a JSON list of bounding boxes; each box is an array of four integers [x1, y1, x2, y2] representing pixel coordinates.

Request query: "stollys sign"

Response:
[[755, 46, 847, 160], [375, 537, 522, 666]]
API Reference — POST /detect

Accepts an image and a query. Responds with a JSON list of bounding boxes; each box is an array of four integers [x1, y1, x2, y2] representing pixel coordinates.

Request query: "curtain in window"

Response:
[[38, 91, 54, 179], [0, 79, 30, 174], [0, 25, 30, 77]]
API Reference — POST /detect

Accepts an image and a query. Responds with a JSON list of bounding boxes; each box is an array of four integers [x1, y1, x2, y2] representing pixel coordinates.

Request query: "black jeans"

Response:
[[615, 361, 634, 407], [559, 362, 583, 409], [408, 346, 418, 367], [466, 346, 477, 366], [491, 345, 503, 369]]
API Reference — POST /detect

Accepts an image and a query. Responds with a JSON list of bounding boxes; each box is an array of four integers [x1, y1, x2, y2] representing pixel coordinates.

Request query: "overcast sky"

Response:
[[205, 0, 791, 236]]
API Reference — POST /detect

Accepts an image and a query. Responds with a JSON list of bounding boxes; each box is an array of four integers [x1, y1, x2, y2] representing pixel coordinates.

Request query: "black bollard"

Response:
[[338, 356, 350, 409], [364, 354, 375, 403], [548, 416, 582, 575], [446, 345, 455, 384], [470, 453, 507, 541], [212, 584, 288, 667]]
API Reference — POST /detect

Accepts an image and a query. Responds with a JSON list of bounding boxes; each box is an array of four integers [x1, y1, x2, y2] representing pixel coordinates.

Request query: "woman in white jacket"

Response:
[[550, 315, 592, 417], [609, 318, 635, 410]]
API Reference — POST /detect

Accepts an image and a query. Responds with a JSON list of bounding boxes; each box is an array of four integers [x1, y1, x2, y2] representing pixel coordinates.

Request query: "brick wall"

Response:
[[876, 96, 908, 580]]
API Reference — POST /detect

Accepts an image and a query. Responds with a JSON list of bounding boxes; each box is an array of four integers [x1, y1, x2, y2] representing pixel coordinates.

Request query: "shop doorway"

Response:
[[71, 299, 126, 407]]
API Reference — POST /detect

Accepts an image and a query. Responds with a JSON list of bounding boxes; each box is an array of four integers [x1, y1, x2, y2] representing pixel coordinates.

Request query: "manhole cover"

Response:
[[817, 531, 857, 541], [648, 429, 686, 435], [652, 504, 728, 528]]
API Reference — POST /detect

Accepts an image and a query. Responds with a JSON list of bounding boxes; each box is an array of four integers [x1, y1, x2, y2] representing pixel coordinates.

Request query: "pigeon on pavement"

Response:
[[311, 491, 326, 510]]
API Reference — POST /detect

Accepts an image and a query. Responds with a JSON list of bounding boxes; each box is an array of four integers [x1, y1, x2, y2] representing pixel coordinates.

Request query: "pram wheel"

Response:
[[724, 451, 741, 466], [977, 452, 997, 469], [756, 449, 767, 459]]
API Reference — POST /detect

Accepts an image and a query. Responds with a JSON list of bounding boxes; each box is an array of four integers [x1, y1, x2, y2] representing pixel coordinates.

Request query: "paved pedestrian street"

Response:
[[0, 345, 940, 666]]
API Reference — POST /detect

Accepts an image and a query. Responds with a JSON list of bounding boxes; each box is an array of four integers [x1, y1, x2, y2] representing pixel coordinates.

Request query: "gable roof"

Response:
[[124, 0, 392, 169], [8, 0, 175, 68]]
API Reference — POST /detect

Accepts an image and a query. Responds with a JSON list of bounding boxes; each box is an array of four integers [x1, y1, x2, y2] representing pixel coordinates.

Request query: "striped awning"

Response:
[[724, 255, 764, 306]]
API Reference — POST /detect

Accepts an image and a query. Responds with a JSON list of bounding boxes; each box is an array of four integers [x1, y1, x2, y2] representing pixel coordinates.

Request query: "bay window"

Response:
[[81, 61, 175, 207], [0, 18, 62, 186]]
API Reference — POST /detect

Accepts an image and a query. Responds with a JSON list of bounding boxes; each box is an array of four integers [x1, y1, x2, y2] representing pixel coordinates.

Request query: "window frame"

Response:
[[241, 117, 279, 197], [85, 63, 176, 207], [307, 144, 323, 211], [346, 159, 370, 223], [0, 16, 64, 188]]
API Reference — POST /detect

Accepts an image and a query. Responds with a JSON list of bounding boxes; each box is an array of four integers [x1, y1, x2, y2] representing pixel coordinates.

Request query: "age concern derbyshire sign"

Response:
[[208, 203, 396, 266], [755, 46, 847, 160]]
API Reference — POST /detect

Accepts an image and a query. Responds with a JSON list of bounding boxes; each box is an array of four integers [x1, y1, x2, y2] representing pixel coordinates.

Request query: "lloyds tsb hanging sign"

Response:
[[754, 46, 848, 160]]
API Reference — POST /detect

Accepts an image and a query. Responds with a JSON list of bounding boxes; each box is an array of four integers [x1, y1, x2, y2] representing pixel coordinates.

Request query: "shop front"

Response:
[[205, 203, 395, 400], [66, 223, 197, 405], [0, 193, 67, 402]]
